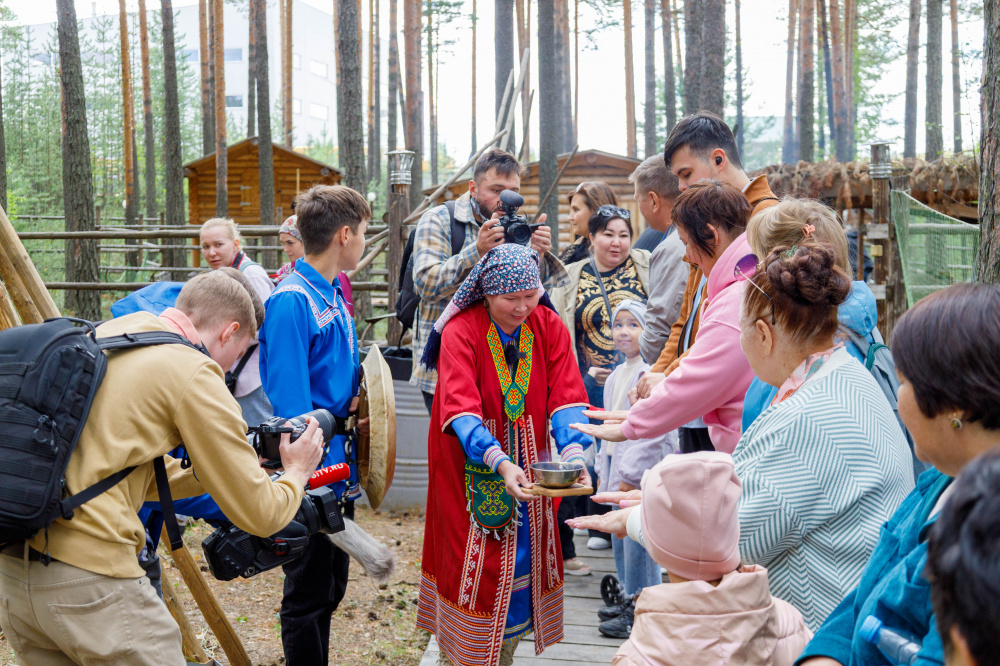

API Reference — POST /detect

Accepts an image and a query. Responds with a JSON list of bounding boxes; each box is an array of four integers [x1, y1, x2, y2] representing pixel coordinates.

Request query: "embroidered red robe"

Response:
[[416, 304, 589, 666]]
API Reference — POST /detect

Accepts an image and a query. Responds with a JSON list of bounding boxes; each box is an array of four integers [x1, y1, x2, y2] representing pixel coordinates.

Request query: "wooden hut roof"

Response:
[[183, 137, 341, 178]]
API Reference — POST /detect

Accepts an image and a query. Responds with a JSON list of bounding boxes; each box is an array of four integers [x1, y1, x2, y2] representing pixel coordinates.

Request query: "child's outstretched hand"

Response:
[[566, 506, 633, 539], [592, 489, 643, 507]]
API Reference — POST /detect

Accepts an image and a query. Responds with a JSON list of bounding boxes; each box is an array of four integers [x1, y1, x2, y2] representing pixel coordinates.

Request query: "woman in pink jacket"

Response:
[[575, 180, 756, 453], [612, 452, 811, 666]]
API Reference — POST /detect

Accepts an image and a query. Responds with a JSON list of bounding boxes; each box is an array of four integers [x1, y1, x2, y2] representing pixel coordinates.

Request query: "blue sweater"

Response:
[[734, 349, 914, 631], [796, 469, 951, 665]]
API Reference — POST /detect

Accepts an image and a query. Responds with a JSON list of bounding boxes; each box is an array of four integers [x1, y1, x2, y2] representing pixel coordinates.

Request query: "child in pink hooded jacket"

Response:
[[614, 452, 812, 666]]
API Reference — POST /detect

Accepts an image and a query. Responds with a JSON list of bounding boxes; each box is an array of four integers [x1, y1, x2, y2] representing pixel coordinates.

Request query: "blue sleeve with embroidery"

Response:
[[259, 290, 316, 418], [451, 414, 511, 472], [551, 406, 591, 463]]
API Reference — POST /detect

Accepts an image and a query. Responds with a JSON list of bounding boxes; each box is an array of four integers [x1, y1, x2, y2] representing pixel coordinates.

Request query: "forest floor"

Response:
[[0, 507, 430, 666]]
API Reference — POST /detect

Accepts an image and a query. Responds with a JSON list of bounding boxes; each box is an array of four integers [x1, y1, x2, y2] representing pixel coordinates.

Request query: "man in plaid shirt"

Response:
[[410, 148, 569, 412]]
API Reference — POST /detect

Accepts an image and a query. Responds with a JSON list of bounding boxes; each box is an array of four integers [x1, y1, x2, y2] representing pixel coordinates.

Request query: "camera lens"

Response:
[[508, 223, 533, 246]]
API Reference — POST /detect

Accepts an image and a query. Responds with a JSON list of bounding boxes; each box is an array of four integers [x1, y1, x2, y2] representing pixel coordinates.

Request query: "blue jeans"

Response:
[[611, 508, 661, 597]]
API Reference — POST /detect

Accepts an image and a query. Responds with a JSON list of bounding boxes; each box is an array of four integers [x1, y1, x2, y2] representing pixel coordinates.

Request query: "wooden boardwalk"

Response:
[[420, 533, 645, 665]]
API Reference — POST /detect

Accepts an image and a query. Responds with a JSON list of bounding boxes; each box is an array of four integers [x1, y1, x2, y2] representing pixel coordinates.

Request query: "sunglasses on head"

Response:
[[734, 253, 776, 326], [596, 205, 631, 221]]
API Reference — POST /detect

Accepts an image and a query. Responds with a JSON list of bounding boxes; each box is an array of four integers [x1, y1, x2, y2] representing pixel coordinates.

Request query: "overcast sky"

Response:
[[7, 0, 985, 165]]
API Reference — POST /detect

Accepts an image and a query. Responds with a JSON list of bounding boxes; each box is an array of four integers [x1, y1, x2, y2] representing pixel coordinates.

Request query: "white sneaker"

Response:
[[587, 536, 611, 550], [573, 528, 588, 537]]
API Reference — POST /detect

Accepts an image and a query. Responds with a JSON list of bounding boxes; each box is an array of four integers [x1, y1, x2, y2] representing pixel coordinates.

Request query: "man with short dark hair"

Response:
[[633, 112, 778, 454], [629, 155, 687, 364], [410, 147, 568, 412], [258, 184, 372, 666]]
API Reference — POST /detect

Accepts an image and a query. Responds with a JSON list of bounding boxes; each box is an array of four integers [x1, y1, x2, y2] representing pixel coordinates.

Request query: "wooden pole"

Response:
[[0, 283, 21, 330], [161, 527, 251, 666], [386, 172, 408, 345], [869, 142, 891, 337], [0, 205, 60, 323], [213, 0, 228, 216], [159, 564, 211, 663]]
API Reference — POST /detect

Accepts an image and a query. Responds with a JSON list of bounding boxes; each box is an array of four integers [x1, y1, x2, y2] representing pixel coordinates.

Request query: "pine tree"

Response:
[[161, 0, 185, 267], [926, 0, 944, 159], [404, 0, 423, 207], [682, 0, 702, 113], [699, 0, 725, 115], [660, 0, 676, 133], [388, 0, 401, 153], [247, 0, 257, 137], [200, 0, 213, 155], [138, 0, 157, 218], [336, 0, 367, 191], [57, 0, 101, 318], [255, 0, 274, 224], [644, 0, 656, 158], [623, 0, 636, 157], [735, 0, 744, 157], [903, 0, 921, 158], [797, 0, 815, 162], [949, 0, 961, 153], [213, 0, 227, 215], [496, 0, 515, 149], [782, 0, 799, 163], [538, 0, 559, 245], [368, 0, 381, 184], [470, 0, 477, 155], [977, 0, 999, 282]]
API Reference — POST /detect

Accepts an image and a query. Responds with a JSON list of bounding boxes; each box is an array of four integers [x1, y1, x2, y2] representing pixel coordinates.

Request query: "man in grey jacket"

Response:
[[630, 155, 688, 364]]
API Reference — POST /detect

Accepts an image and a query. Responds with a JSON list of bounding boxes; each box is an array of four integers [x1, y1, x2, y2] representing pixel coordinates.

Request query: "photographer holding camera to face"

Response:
[[0, 272, 324, 665], [408, 148, 570, 414]]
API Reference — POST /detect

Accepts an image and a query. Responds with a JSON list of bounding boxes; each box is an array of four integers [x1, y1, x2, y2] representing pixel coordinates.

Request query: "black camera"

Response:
[[201, 478, 346, 580], [496, 190, 544, 246], [250, 408, 336, 469]]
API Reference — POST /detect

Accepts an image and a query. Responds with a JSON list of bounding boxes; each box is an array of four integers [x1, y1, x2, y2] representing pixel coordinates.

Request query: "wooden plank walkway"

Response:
[[420, 533, 660, 664]]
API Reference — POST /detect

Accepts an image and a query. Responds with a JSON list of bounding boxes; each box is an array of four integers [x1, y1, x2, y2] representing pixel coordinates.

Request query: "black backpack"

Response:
[[394, 200, 465, 332], [0, 317, 202, 553]]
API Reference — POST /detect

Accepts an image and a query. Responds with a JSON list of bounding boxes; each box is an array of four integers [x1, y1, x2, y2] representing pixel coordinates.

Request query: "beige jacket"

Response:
[[613, 565, 812, 666], [548, 248, 651, 365], [27, 312, 304, 578]]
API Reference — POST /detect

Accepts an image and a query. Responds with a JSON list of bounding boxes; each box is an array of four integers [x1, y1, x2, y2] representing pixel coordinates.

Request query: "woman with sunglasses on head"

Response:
[[572, 241, 915, 634], [560, 181, 620, 265], [548, 203, 650, 565]]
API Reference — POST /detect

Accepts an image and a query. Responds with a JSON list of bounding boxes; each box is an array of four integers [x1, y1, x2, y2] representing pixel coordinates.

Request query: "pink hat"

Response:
[[640, 451, 742, 581]]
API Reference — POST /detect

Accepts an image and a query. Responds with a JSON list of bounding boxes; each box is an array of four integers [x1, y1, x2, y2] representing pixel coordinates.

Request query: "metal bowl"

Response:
[[530, 461, 584, 489]]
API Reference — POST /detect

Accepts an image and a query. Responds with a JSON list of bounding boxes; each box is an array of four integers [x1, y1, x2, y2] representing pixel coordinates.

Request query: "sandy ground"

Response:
[[0, 507, 430, 665]]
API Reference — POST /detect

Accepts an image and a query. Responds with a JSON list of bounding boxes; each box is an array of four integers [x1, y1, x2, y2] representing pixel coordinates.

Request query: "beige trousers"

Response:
[[0, 552, 185, 665], [437, 636, 520, 666]]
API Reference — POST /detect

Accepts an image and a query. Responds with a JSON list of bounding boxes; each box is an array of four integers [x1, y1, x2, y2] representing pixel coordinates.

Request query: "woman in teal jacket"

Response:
[[796, 282, 1000, 666]]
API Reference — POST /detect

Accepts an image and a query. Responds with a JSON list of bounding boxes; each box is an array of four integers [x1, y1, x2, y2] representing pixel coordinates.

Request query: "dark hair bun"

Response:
[[764, 243, 851, 308]]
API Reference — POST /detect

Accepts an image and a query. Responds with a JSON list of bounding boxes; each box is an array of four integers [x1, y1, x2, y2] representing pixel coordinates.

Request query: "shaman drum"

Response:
[[357, 345, 397, 509]]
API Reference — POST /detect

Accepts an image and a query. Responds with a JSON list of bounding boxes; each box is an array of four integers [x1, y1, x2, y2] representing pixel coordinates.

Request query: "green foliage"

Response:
[[852, 0, 904, 152]]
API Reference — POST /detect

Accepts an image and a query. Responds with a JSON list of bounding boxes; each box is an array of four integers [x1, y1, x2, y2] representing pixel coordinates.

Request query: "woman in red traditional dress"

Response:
[[416, 244, 593, 666]]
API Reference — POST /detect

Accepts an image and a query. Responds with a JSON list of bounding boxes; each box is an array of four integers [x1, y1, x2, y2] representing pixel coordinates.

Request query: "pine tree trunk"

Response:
[[0, 41, 7, 214], [137, 0, 157, 219], [496, 0, 515, 144], [949, 0, 962, 153], [644, 0, 656, 158], [699, 0, 725, 116], [255, 0, 274, 225], [797, 0, 815, 162], [735, 0, 744, 157], [404, 0, 422, 207], [247, 0, 257, 137], [903, 0, 921, 158], [844, 0, 857, 158], [283, 0, 293, 146], [516, 0, 531, 151], [57, 0, 101, 318], [977, 0, 1000, 283], [538, 0, 559, 246], [926, 0, 944, 160], [368, 0, 380, 183], [660, 0, 676, 133], [428, 10, 437, 184], [828, 0, 850, 160], [214, 0, 227, 216], [623, 0, 637, 157], [671, 0, 682, 76], [782, 0, 799, 163], [388, 0, 400, 153], [471, 0, 477, 155], [200, 0, 213, 155], [161, 0, 185, 268], [336, 0, 368, 192], [120, 0, 139, 265], [683, 0, 702, 114], [817, 0, 833, 155], [556, 0, 573, 151]]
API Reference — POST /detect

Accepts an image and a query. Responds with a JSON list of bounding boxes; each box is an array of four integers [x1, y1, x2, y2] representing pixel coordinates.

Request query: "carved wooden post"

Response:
[[869, 142, 892, 337], [386, 150, 414, 347]]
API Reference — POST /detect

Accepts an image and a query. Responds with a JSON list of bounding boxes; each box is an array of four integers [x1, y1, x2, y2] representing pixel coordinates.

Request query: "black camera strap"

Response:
[[588, 257, 626, 367], [154, 456, 184, 551]]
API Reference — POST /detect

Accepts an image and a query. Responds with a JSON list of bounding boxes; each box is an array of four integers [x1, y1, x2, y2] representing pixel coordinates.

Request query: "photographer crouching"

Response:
[[0, 272, 324, 665]]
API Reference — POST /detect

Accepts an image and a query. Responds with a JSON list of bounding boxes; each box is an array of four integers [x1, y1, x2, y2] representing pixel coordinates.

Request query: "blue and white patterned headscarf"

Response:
[[421, 244, 551, 370]]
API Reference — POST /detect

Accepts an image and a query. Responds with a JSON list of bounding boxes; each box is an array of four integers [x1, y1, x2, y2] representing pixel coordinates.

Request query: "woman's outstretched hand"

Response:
[[583, 409, 629, 424], [497, 460, 540, 502], [591, 489, 643, 507], [571, 420, 628, 443], [566, 506, 633, 539]]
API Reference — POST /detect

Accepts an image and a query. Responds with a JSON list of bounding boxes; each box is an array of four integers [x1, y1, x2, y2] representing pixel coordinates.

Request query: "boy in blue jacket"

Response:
[[258, 184, 371, 666]]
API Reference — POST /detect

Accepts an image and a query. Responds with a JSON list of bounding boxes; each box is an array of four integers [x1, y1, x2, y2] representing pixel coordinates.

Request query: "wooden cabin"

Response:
[[183, 137, 341, 227], [423, 149, 645, 246]]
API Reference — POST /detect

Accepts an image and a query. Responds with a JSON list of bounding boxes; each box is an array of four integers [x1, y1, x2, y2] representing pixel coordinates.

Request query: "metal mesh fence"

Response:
[[891, 190, 979, 307]]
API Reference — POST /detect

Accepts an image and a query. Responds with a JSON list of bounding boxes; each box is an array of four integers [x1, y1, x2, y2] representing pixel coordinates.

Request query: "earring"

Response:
[[950, 415, 963, 430]]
